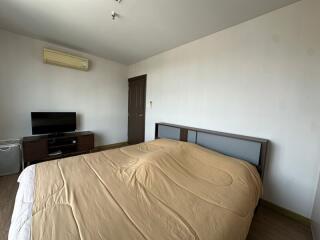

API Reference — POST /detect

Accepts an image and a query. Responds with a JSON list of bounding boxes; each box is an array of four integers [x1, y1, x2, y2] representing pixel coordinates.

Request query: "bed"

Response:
[[9, 123, 269, 240]]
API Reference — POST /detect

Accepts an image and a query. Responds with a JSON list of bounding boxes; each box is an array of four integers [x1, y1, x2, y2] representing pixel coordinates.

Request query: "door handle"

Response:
[[138, 114, 144, 117]]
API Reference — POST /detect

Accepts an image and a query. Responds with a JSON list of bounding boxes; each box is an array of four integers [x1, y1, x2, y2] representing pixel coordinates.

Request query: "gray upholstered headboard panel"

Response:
[[158, 125, 180, 140], [196, 132, 261, 166], [155, 123, 269, 179]]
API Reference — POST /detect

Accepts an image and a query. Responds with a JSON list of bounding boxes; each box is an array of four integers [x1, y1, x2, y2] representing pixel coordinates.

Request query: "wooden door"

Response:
[[128, 75, 146, 144]]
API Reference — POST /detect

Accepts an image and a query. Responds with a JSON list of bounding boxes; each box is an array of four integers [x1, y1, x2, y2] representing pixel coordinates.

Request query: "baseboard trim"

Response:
[[260, 199, 311, 226], [93, 142, 128, 152]]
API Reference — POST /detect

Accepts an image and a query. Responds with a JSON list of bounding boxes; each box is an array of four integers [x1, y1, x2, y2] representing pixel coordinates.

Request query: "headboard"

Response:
[[155, 123, 269, 179]]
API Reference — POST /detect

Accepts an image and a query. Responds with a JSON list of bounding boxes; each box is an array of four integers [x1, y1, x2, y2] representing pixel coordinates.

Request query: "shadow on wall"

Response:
[[77, 113, 101, 147], [263, 141, 313, 217], [94, 134, 105, 147], [76, 113, 83, 130], [262, 142, 281, 200]]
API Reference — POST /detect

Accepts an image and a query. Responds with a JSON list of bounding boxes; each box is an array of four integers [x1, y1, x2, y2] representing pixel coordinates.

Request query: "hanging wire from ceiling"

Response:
[[111, 0, 121, 20]]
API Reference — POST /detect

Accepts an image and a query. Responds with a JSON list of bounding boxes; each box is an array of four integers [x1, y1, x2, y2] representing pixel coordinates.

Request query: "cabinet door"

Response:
[[77, 134, 94, 152], [23, 139, 48, 162]]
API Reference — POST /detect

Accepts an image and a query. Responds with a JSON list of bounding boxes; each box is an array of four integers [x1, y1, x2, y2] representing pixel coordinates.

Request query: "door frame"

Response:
[[128, 74, 147, 144]]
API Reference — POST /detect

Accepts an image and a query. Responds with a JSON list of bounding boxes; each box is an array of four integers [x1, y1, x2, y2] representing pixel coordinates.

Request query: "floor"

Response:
[[0, 174, 19, 240], [248, 204, 313, 240], [0, 174, 313, 240]]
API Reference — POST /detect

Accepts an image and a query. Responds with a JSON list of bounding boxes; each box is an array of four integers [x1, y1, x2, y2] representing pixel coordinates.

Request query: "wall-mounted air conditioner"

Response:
[[43, 48, 89, 71]]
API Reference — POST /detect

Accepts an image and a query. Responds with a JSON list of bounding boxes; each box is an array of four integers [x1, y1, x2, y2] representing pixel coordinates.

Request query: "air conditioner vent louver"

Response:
[[43, 48, 89, 71]]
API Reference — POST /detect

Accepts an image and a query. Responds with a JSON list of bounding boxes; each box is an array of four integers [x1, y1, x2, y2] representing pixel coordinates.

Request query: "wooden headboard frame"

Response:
[[155, 123, 269, 180]]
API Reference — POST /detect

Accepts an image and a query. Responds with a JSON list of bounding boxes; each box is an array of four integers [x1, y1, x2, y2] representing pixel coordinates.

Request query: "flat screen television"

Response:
[[31, 112, 76, 135]]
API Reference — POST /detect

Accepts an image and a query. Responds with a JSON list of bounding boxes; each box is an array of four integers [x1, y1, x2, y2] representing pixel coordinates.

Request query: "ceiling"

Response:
[[0, 0, 299, 64]]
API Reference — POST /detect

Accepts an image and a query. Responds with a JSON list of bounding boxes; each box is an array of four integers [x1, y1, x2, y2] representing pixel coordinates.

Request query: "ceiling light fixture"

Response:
[[111, 11, 119, 20]]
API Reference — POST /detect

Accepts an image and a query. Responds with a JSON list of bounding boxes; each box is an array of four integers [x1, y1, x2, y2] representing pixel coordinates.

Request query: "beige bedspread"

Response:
[[32, 139, 262, 240]]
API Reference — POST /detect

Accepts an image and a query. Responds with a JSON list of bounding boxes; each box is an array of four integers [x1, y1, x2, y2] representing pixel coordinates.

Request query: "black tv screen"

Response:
[[31, 112, 76, 135]]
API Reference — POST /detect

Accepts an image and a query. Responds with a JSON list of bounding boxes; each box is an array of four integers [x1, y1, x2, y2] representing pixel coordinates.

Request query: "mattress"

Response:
[[9, 139, 262, 240]]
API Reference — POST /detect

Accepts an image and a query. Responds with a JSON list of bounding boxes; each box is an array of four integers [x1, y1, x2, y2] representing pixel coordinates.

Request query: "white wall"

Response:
[[312, 171, 320, 239], [0, 29, 128, 146], [129, 0, 320, 217]]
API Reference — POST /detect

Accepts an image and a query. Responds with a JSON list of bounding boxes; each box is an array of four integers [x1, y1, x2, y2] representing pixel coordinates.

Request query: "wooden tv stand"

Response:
[[22, 131, 94, 166]]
